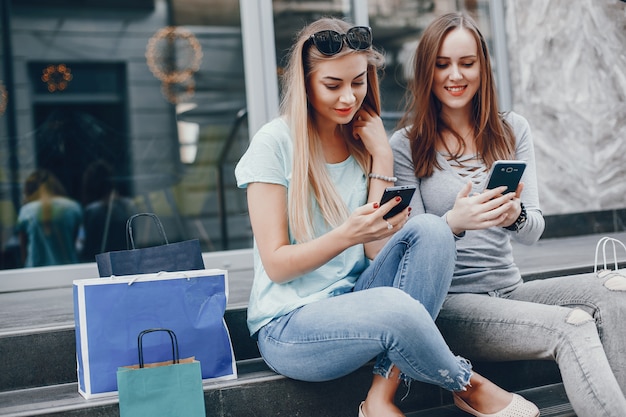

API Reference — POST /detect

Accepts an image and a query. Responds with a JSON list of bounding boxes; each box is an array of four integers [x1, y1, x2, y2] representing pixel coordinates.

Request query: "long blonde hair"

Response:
[[398, 12, 515, 178], [280, 17, 385, 243]]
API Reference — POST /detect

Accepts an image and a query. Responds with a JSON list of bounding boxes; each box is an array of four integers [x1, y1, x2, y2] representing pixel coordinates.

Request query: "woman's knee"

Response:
[[365, 287, 431, 321], [406, 213, 449, 233], [410, 213, 453, 239], [403, 214, 455, 257]]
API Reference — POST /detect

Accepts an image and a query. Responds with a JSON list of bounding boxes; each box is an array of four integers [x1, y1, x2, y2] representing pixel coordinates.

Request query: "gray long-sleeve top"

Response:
[[390, 112, 545, 293]]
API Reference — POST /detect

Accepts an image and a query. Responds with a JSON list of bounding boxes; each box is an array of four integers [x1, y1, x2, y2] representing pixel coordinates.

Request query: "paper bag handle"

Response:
[[594, 236, 626, 273], [137, 328, 180, 368], [126, 213, 169, 249]]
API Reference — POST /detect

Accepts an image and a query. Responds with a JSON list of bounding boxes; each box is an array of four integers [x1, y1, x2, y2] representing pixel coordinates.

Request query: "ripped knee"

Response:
[[596, 270, 626, 291], [605, 274, 626, 291], [566, 308, 594, 325]]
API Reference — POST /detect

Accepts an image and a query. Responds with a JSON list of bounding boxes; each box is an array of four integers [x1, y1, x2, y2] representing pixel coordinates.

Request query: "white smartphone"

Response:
[[380, 185, 416, 220], [484, 160, 527, 194]]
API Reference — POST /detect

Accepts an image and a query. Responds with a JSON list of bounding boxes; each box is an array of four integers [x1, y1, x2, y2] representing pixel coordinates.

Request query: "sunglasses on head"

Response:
[[308, 26, 372, 56]]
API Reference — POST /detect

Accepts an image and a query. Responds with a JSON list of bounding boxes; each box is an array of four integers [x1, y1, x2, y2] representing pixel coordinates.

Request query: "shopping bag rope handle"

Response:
[[126, 213, 169, 250], [594, 236, 626, 273], [138, 328, 180, 368]]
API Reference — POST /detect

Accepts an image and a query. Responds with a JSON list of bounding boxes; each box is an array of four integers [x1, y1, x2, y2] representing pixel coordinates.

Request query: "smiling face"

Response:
[[307, 53, 368, 131], [432, 27, 481, 116]]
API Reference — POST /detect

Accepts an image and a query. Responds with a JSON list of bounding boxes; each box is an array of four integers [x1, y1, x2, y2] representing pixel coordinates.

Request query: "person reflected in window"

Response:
[[390, 12, 626, 417], [235, 17, 538, 417], [16, 169, 82, 267], [79, 159, 135, 262]]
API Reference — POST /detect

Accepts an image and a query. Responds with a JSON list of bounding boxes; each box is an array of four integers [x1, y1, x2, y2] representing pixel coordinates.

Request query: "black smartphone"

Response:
[[380, 185, 417, 220], [484, 160, 527, 194]]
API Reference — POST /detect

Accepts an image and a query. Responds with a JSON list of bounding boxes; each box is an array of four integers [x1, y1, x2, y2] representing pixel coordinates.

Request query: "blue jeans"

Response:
[[256, 214, 472, 391], [437, 272, 626, 417]]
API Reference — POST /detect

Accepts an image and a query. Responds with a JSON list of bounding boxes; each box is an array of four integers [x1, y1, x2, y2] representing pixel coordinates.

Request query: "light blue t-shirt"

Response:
[[235, 117, 369, 335], [16, 196, 83, 267]]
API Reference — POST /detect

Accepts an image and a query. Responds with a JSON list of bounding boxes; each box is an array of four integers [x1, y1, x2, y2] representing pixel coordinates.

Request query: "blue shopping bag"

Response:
[[73, 269, 237, 399]]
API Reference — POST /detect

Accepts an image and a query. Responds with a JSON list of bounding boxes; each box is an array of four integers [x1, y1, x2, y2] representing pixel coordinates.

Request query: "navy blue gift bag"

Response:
[[73, 269, 237, 399], [95, 213, 205, 277]]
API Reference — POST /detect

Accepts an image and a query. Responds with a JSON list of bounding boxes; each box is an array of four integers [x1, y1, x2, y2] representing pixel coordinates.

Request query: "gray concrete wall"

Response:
[[506, 0, 626, 216]]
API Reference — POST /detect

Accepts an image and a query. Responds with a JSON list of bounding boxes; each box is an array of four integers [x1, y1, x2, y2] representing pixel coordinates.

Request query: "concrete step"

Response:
[[0, 363, 573, 417], [0, 307, 259, 393], [0, 302, 574, 416], [6, 230, 619, 416], [1, 305, 566, 394]]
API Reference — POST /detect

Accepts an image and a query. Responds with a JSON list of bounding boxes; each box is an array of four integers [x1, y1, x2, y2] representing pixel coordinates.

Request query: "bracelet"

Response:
[[368, 173, 397, 183]]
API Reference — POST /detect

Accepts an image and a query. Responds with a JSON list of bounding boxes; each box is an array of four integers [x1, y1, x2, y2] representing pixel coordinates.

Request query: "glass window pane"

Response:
[[0, 0, 251, 271]]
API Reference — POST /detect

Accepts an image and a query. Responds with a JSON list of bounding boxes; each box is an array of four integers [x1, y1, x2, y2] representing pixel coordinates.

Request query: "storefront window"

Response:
[[0, 0, 500, 276], [0, 0, 251, 271]]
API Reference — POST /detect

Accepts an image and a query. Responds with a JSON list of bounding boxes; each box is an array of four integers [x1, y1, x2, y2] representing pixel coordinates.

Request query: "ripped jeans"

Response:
[[256, 214, 472, 391], [436, 272, 626, 417]]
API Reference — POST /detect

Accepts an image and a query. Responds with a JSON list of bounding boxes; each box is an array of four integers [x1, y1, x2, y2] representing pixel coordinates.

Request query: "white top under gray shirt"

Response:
[[389, 112, 545, 294]]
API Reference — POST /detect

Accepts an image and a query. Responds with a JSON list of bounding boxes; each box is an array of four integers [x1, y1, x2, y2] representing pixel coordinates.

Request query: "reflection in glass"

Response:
[[0, 0, 251, 270]]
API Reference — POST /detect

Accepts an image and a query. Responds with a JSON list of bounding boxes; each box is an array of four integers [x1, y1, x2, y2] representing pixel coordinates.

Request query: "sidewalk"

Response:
[[2, 231, 626, 334]]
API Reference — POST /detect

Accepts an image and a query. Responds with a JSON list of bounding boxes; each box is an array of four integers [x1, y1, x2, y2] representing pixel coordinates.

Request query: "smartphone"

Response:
[[380, 185, 416, 220], [484, 160, 527, 194]]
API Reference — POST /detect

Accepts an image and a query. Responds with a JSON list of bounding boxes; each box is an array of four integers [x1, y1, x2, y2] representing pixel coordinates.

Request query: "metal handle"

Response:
[[137, 328, 179, 368], [125, 212, 169, 249]]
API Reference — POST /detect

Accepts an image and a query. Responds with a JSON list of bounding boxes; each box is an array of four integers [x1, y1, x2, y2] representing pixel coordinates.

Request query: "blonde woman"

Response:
[[235, 17, 537, 417]]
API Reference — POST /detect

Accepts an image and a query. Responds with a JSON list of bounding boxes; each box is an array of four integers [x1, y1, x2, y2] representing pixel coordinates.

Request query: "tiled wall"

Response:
[[505, 0, 626, 236]]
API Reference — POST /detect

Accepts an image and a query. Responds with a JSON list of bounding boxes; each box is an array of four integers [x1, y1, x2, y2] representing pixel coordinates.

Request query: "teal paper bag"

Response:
[[117, 329, 206, 417]]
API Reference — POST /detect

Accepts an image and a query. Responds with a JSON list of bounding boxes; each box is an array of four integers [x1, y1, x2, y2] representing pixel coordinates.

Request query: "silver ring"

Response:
[[386, 221, 393, 230]]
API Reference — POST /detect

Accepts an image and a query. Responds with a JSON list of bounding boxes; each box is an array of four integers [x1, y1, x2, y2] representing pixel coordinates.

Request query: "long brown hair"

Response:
[[280, 17, 385, 242], [398, 12, 515, 178]]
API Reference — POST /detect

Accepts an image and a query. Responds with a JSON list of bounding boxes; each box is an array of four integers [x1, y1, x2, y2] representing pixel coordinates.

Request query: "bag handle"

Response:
[[137, 328, 180, 368], [126, 213, 169, 250], [594, 237, 626, 273]]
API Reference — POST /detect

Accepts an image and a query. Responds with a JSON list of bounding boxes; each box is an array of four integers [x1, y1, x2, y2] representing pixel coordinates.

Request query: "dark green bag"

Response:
[[117, 329, 205, 417]]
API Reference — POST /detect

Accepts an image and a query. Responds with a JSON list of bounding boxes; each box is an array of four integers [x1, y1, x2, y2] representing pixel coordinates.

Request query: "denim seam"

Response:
[[557, 322, 613, 416]]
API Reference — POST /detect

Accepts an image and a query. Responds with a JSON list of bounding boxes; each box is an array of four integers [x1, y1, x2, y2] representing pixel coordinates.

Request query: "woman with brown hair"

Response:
[[390, 12, 626, 416]]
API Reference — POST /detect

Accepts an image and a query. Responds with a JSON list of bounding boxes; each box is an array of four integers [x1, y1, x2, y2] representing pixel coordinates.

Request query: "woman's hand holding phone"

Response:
[[446, 181, 518, 234], [342, 195, 409, 246]]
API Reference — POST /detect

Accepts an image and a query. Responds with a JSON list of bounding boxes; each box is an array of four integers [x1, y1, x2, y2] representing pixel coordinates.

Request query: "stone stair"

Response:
[[10, 230, 626, 416], [0, 303, 577, 417]]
